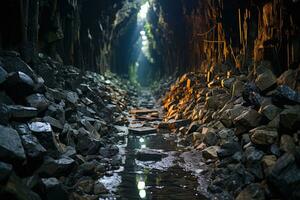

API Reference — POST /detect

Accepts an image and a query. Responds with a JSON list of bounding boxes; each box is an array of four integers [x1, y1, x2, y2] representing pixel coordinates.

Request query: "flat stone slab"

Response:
[[128, 127, 157, 135], [136, 149, 168, 161], [129, 109, 159, 116]]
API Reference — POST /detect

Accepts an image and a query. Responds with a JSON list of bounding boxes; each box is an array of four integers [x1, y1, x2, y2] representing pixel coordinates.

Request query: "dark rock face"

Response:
[[0, 125, 26, 163], [40, 178, 68, 200], [38, 156, 75, 177], [25, 94, 49, 113], [0, 161, 13, 182], [268, 153, 300, 199], [272, 85, 300, 106]]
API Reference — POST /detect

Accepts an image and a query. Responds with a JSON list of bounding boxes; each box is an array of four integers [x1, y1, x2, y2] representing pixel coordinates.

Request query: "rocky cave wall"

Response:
[[0, 0, 138, 74], [150, 0, 300, 79]]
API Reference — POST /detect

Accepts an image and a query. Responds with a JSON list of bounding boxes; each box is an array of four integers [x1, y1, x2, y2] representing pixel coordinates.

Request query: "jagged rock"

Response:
[[280, 135, 296, 153], [0, 125, 26, 163], [8, 105, 38, 120], [202, 146, 220, 160], [187, 121, 200, 134], [26, 94, 49, 112], [234, 109, 262, 134], [75, 177, 94, 194], [250, 126, 278, 145], [43, 116, 63, 131], [192, 132, 204, 143], [76, 128, 103, 156], [0, 161, 13, 182], [236, 183, 265, 200], [99, 145, 119, 158], [136, 149, 168, 161], [21, 134, 46, 161], [203, 130, 219, 146], [232, 79, 245, 97], [259, 104, 281, 121], [277, 69, 298, 89], [261, 155, 277, 176], [222, 77, 235, 89], [272, 85, 300, 105], [243, 82, 263, 107], [39, 156, 75, 177], [279, 105, 300, 130], [2, 56, 37, 79], [244, 146, 264, 179], [3, 71, 35, 102], [0, 173, 41, 200], [268, 153, 300, 199], [40, 178, 68, 200], [93, 181, 107, 195], [65, 91, 79, 104], [0, 66, 8, 84], [255, 69, 277, 92], [220, 104, 246, 127], [217, 141, 241, 158], [28, 122, 52, 133]]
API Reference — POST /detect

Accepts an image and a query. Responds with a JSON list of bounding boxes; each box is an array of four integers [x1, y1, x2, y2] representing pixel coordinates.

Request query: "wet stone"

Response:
[[0, 125, 26, 162], [8, 105, 38, 120], [128, 127, 157, 135], [41, 177, 68, 200], [43, 116, 63, 130], [0, 161, 13, 182], [21, 134, 46, 161], [28, 122, 52, 133], [39, 156, 75, 177], [136, 149, 168, 161], [26, 93, 49, 112], [202, 146, 220, 160], [0, 65, 8, 84]]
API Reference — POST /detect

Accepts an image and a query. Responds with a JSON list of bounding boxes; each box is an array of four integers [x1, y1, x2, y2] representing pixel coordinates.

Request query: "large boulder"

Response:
[[38, 156, 75, 177], [250, 126, 278, 145], [26, 94, 49, 113], [259, 104, 281, 121], [234, 108, 262, 135], [268, 153, 300, 199], [75, 128, 103, 156], [7, 105, 38, 120], [0, 125, 26, 163], [39, 178, 68, 200], [21, 134, 46, 162], [272, 85, 300, 105], [279, 105, 300, 130], [277, 69, 298, 90], [255, 69, 277, 92]]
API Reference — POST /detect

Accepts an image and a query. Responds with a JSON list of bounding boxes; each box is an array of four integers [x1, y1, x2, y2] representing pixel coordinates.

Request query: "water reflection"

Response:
[[137, 176, 146, 198], [139, 189, 146, 198]]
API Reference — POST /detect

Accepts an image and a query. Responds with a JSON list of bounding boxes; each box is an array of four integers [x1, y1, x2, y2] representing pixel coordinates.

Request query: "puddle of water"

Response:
[[99, 130, 209, 200]]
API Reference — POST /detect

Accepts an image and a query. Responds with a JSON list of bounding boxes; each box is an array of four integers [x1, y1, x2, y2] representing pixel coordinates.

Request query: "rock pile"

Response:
[[160, 62, 300, 199], [0, 52, 136, 199]]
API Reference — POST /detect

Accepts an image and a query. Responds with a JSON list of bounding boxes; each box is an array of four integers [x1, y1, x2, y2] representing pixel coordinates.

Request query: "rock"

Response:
[[234, 109, 262, 134], [0, 65, 8, 84], [232, 79, 245, 97], [93, 181, 107, 194], [268, 153, 300, 199], [261, 155, 277, 176], [244, 146, 264, 179], [40, 178, 68, 200], [259, 104, 281, 121], [43, 116, 63, 131], [279, 105, 300, 130], [28, 122, 52, 133], [222, 77, 235, 89], [203, 131, 219, 146], [242, 82, 263, 107], [39, 156, 75, 177], [255, 69, 277, 92], [280, 135, 296, 153], [192, 132, 204, 143], [26, 94, 49, 112], [0, 125, 26, 163], [220, 104, 246, 127], [99, 145, 119, 158], [136, 149, 167, 161], [76, 128, 103, 156], [21, 134, 46, 161], [0, 173, 41, 200], [0, 161, 13, 182], [76, 178, 94, 194], [217, 141, 241, 158], [128, 127, 157, 135], [8, 105, 38, 120], [65, 91, 79, 104], [168, 119, 191, 129], [202, 146, 220, 160], [272, 85, 300, 105], [187, 121, 200, 134], [3, 71, 35, 102], [250, 126, 278, 145], [277, 69, 298, 89], [236, 183, 265, 200]]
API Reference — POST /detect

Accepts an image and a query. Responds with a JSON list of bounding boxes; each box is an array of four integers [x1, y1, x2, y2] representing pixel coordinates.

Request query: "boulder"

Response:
[[261, 155, 277, 176], [3, 71, 35, 102], [259, 104, 281, 121], [136, 149, 168, 161], [250, 126, 278, 145], [279, 105, 300, 130], [272, 85, 300, 105], [38, 156, 75, 177], [202, 146, 220, 160], [234, 109, 262, 134], [26, 94, 49, 113], [43, 116, 63, 131], [280, 135, 296, 153], [8, 105, 38, 120], [0, 65, 8, 84], [93, 181, 107, 195], [40, 178, 68, 200], [76, 128, 103, 156], [0, 125, 26, 163], [21, 134, 46, 161], [255, 69, 277, 92], [242, 82, 263, 107], [277, 69, 298, 89], [268, 153, 300, 199], [236, 183, 265, 200], [203, 131, 219, 146], [217, 141, 241, 158], [0, 161, 13, 182]]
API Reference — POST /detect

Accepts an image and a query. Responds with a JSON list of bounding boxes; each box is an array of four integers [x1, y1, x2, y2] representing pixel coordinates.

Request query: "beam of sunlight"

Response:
[[138, 2, 150, 20]]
